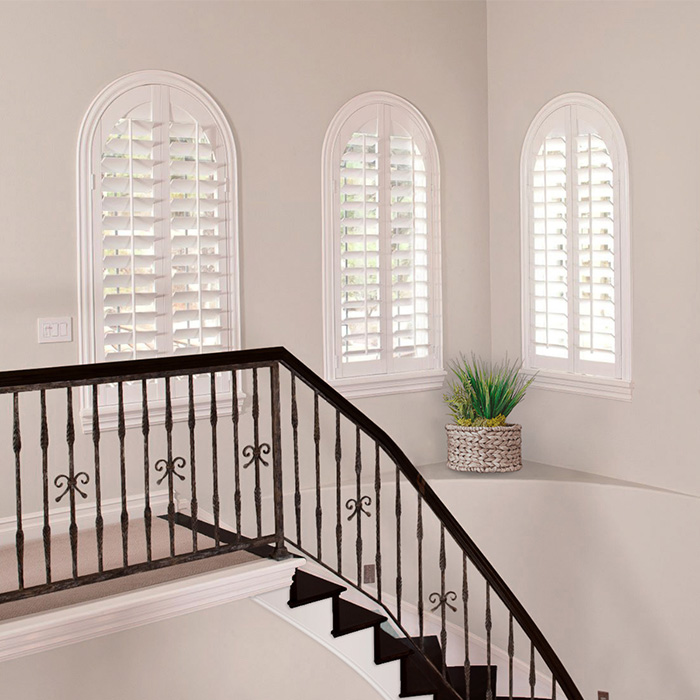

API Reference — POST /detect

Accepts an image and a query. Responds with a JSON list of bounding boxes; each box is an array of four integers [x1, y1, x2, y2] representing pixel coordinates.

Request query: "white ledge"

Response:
[[523, 369, 632, 401], [329, 369, 447, 399], [0, 556, 303, 663]]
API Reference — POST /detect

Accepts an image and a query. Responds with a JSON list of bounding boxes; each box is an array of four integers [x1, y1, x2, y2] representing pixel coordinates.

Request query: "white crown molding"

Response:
[[0, 557, 302, 664]]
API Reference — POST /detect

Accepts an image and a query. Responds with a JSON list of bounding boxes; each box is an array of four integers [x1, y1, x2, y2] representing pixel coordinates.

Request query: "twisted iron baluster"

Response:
[[118, 382, 128, 567], [270, 364, 287, 559], [508, 612, 514, 700], [291, 374, 301, 546], [417, 492, 424, 651], [164, 377, 175, 557], [439, 524, 447, 678], [486, 582, 493, 700], [374, 442, 381, 602], [252, 368, 262, 538], [66, 387, 78, 578], [335, 409, 342, 575], [210, 373, 220, 548], [13, 393, 23, 589], [354, 426, 363, 587], [552, 675, 557, 699], [314, 392, 322, 560], [395, 465, 402, 624], [232, 370, 241, 541], [463, 553, 470, 700], [141, 380, 152, 562], [188, 376, 198, 552], [40, 390, 51, 583], [530, 641, 536, 700], [93, 386, 104, 571]]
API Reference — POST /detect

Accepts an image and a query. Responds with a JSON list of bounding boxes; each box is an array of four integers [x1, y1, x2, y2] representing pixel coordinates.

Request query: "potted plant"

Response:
[[443, 355, 535, 472]]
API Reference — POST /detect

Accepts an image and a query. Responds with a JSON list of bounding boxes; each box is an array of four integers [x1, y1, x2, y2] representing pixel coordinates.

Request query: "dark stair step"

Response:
[[288, 569, 346, 608], [400, 651, 439, 698], [411, 635, 443, 667], [446, 665, 498, 700], [332, 598, 386, 637], [375, 627, 414, 664]]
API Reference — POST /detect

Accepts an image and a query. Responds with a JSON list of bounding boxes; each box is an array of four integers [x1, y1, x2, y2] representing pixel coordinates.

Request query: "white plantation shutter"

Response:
[[327, 93, 442, 386], [523, 94, 629, 382], [90, 81, 234, 364], [79, 72, 239, 416]]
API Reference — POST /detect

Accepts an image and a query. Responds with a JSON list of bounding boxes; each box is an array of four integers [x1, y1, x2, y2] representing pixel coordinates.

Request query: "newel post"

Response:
[[270, 362, 289, 560]]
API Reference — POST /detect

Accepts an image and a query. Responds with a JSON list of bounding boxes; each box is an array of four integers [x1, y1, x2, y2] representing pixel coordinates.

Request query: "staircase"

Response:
[[286, 568, 547, 700]]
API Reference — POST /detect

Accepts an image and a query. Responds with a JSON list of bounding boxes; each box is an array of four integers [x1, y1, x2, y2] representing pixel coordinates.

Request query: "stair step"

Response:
[[400, 651, 438, 698], [410, 635, 443, 667], [332, 598, 386, 637], [288, 569, 346, 608], [375, 627, 414, 664], [447, 665, 498, 699]]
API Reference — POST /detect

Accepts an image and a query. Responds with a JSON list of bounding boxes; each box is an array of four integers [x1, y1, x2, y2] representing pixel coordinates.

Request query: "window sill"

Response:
[[80, 393, 247, 433], [523, 369, 632, 401], [329, 369, 447, 399]]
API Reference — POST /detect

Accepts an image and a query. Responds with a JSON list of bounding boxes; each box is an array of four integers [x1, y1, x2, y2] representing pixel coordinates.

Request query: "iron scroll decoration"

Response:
[[54, 472, 90, 502], [242, 443, 271, 470], [155, 456, 187, 486], [346, 495, 372, 521], [429, 590, 458, 614]]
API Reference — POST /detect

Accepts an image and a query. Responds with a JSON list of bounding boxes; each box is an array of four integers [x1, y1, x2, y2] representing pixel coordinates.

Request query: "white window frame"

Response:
[[520, 93, 632, 401], [77, 70, 241, 431], [322, 91, 444, 399]]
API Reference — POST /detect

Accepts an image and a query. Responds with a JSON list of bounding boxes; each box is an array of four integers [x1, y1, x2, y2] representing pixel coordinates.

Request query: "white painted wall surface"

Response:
[[487, 0, 700, 496], [0, 595, 385, 700]]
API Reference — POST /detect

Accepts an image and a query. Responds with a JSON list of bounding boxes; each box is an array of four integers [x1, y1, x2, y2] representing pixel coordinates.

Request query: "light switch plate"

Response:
[[38, 317, 72, 344]]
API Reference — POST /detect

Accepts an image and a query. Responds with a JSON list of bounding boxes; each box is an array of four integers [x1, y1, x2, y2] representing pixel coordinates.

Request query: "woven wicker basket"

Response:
[[446, 423, 522, 472]]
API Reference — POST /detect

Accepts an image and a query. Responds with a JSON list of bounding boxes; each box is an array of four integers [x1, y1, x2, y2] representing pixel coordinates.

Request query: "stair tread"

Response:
[[446, 664, 498, 699], [332, 598, 386, 637], [410, 635, 442, 667], [288, 569, 346, 608], [375, 627, 414, 664], [400, 652, 438, 698]]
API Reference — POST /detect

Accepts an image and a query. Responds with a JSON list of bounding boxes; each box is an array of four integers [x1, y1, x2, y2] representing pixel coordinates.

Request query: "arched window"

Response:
[[322, 92, 444, 398], [77, 70, 240, 427], [521, 93, 631, 398]]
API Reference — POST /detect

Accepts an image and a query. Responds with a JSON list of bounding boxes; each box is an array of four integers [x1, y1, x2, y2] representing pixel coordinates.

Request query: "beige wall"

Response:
[[0, 596, 385, 700], [488, 0, 700, 496], [0, 0, 491, 469]]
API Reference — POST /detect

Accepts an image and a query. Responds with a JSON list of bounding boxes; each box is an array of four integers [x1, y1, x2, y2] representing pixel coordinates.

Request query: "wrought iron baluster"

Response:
[[551, 675, 557, 699], [395, 465, 402, 624], [141, 380, 151, 562], [463, 553, 470, 700], [118, 382, 128, 567], [93, 386, 104, 571], [291, 374, 301, 546], [66, 387, 78, 578], [164, 377, 175, 557], [508, 612, 514, 700], [270, 363, 287, 559], [232, 370, 241, 541], [439, 524, 447, 678], [486, 582, 493, 700], [188, 376, 198, 552], [353, 426, 362, 587], [417, 492, 424, 651], [529, 641, 536, 700], [210, 373, 220, 548], [252, 368, 262, 538], [13, 393, 23, 589], [314, 392, 322, 559], [374, 442, 381, 602], [335, 409, 342, 575], [40, 390, 51, 583]]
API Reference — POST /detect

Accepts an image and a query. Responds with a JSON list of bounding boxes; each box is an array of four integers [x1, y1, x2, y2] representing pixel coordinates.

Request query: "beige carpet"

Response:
[[0, 518, 258, 622]]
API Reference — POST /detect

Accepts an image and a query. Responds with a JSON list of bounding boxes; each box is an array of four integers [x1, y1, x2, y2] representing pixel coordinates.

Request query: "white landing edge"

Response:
[[0, 556, 303, 663]]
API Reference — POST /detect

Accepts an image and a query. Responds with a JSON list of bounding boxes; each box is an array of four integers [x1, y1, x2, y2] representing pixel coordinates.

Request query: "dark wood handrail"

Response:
[[0, 346, 583, 699]]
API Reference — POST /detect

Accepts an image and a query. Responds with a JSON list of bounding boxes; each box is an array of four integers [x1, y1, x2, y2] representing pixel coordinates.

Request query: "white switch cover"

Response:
[[38, 317, 73, 344]]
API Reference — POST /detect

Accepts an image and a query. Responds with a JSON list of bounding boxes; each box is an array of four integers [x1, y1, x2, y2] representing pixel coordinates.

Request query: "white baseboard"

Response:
[[0, 556, 302, 663]]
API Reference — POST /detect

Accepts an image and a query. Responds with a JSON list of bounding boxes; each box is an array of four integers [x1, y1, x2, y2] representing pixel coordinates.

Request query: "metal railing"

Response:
[[0, 347, 582, 700]]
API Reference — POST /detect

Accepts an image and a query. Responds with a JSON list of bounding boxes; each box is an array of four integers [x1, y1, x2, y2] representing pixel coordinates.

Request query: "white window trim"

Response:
[[520, 92, 632, 399], [322, 91, 444, 399], [77, 70, 242, 432]]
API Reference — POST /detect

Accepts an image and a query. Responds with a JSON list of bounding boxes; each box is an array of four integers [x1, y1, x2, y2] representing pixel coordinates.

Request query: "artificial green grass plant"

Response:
[[444, 354, 535, 427]]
